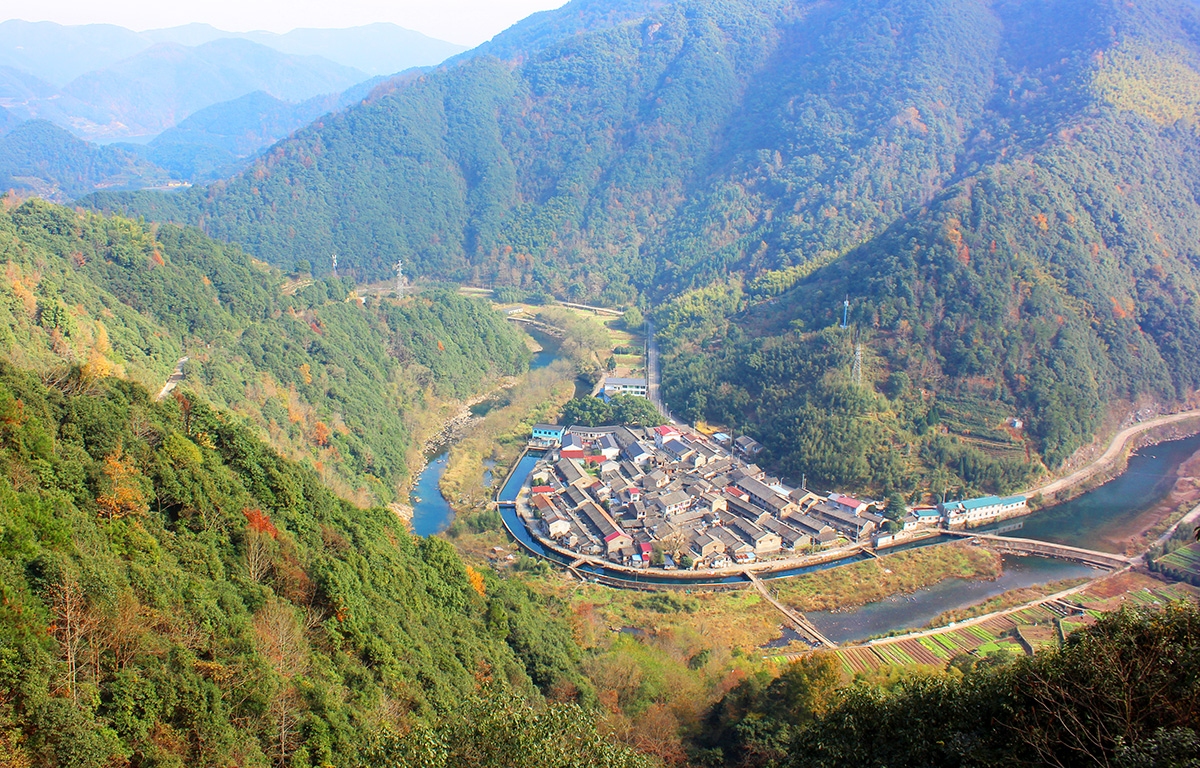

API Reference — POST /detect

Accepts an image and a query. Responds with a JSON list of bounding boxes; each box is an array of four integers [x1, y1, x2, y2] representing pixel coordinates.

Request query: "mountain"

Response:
[[82, 0, 1200, 494], [0, 197, 531, 506], [136, 78, 385, 181], [0, 360, 648, 768], [56, 39, 368, 141], [0, 21, 461, 145], [0, 19, 148, 86], [0, 119, 173, 200], [0, 20, 463, 84], [0, 105, 20, 135], [145, 22, 469, 77]]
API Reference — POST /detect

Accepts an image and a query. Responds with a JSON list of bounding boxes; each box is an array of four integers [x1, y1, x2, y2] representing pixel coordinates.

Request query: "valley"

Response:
[[4, 0, 1200, 765]]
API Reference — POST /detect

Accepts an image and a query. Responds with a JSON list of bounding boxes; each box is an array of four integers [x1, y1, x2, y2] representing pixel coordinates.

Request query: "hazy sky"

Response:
[[1, 0, 570, 46]]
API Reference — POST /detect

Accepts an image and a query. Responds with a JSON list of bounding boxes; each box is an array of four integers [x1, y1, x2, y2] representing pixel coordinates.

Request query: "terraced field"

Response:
[[1157, 543, 1200, 580], [823, 576, 1199, 676]]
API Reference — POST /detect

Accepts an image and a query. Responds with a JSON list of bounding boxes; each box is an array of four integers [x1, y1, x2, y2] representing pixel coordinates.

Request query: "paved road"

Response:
[[645, 320, 680, 425], [1025, 409, 1200, 499], [155, 357, 189, 401], [557, 300, 623, 316]]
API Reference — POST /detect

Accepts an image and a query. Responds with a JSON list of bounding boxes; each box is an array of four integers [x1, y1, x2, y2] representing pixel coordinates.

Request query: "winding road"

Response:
[[155, 357, 189, 401], [1025, 409, 1200, 500]]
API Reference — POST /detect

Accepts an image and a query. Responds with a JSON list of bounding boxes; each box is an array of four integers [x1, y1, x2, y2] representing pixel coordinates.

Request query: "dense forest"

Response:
[[0, 198, 530, 504], [0, 360, 653, 767], [84, 0, 1200, 492]]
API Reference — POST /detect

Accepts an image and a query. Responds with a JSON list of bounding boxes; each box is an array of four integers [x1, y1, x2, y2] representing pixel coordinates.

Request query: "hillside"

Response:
[[82, 0, 1200, 493], [0, 359, 650, 768], [0, 198, 530, 505], [0, 120, 173, 201], [135, 80, 384, 182]]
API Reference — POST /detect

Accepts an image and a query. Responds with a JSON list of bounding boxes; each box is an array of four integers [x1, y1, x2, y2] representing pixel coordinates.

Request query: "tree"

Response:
[[95, 444, 148, 520], [48, 578, 95, 704], [561, 397, 612, 427], [609, 395, 664, 427], [621, 306, 644, 331]]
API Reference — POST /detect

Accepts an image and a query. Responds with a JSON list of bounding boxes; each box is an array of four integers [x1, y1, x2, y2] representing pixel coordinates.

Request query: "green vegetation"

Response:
[[560, 395, 664, 428], [0, 359, 656, 767], [770, 544, 1002, 613], [699, 602, 1200, 767], [82, 0, 1200, 496], [0, 198, 529, 504]]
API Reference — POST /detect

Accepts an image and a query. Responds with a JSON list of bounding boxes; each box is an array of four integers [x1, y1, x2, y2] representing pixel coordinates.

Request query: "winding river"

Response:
[[409, 338, 1200, 639], [408, 331, 561, 536]]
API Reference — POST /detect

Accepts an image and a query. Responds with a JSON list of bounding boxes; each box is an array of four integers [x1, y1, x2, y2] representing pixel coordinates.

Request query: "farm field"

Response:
[[818, 572, 1199, 677], [1157, 542, 1200, 580]]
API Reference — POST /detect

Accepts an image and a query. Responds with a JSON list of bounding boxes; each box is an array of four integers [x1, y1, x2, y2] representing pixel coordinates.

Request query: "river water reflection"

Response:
[[987, 432, 1200, 553], [806, 555, 1100, 644]]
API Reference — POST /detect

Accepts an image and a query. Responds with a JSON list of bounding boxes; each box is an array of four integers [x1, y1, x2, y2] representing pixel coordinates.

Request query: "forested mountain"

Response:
[[0, 360, 650, 768], [133, 80, 385, 182], [0, 198, 529, 506], [84, 0, 1200, 493], [0, 121, 173, 200]]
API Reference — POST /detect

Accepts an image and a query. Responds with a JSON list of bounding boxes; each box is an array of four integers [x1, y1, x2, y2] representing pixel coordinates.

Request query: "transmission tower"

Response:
[[394, 259, 406, 293], [852, 342, 863, 386], [331, 253, 338, 277]]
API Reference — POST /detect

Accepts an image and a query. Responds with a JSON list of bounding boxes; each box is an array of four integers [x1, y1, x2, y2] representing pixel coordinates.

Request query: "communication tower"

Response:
[[841, 296, 849, 329]]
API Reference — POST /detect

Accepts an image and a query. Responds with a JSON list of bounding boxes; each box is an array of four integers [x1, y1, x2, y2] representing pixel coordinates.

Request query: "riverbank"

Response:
[[1025, 408, 1200, 505], [769, 544, 1002, 613], [439, 363, 575, 518], [921, 576, 1091, 629]]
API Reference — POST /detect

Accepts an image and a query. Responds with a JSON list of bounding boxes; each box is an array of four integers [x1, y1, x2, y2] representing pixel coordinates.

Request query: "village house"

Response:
[[531, 424, 566, 446], [905, 507, 940, 530], [603, 377, 649, 398], [809, 501, 876, 540], [578, 500, 633, 555], [940, 495, 1027, 525], [734, 435, 763, 457]]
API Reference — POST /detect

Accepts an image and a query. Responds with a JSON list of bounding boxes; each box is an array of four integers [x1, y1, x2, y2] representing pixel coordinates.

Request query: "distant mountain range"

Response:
[[0, 20, 464, 143], [0, 19, 459, 195], [0, 20, 465, 85]]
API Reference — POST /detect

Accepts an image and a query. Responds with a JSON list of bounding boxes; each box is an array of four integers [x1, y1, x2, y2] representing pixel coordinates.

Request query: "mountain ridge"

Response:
[[75, 0, 1200, 493]]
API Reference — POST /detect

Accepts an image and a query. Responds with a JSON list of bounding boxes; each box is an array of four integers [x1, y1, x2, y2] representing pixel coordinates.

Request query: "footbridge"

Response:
[[944, 531, 1130, 569], [747, 572, 837, 649]]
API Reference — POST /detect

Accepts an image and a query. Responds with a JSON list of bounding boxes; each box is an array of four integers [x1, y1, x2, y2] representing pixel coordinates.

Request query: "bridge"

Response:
[[943, 531, 1130, 569], [747, 572, 837, 649]]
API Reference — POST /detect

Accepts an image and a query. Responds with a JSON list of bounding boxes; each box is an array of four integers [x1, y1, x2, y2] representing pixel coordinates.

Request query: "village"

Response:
[[518, 409, 1030, 570]]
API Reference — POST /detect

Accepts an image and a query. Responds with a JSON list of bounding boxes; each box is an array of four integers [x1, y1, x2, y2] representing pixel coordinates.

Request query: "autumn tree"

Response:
[[254, 599, 308, 768], [244, 508, 278, 583], [48, 577, 96, 704], [95, 443, 148, 520]]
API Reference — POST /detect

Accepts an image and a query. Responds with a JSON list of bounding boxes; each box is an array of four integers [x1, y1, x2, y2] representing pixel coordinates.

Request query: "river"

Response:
[[408, 331, 562, 536], [987, 432, 1200, 552], [412, 351, 1200, 638], [807, 433, 1200, 642], [805, 555, 1100, 644]]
